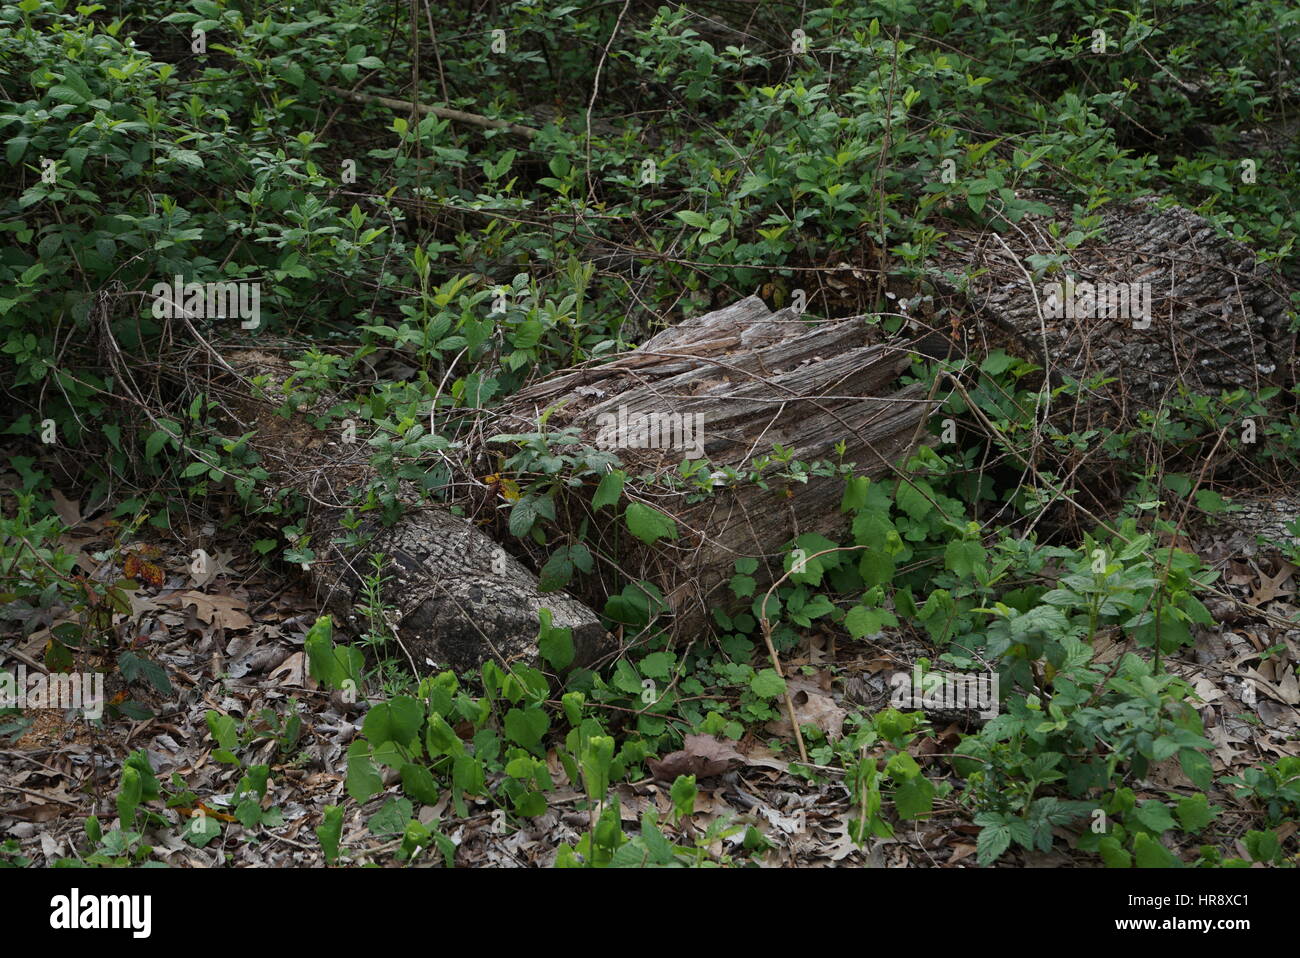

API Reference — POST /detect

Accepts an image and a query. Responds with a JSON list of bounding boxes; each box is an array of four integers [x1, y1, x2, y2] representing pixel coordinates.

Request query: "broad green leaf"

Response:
[[504, 706, 549, 747], [345, 741, 383, 802], [625, 502, 677, 544], [895, 479, 934, 520], [593, 469, 625, 508], [750, 669, 785, 699]]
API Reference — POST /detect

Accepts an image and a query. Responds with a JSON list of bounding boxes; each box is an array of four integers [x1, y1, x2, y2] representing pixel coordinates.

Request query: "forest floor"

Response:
[[4, 450, 1297, 867]]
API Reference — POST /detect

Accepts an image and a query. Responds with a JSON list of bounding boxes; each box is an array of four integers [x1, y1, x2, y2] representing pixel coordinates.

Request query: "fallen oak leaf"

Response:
[[1249, 562, 1296, 606], [189, 548, 242, 588], [163, 591, 253, 630], [737, 743, 788, 773], [646, 734, 746, 782]]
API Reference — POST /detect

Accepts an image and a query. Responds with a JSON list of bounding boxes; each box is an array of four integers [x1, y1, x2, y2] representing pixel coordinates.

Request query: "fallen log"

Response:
[[930, 193, 1296, 408], [189, 197, 1295, 665], [911, 193, 1299, 524], [210, 349, 612, 676]]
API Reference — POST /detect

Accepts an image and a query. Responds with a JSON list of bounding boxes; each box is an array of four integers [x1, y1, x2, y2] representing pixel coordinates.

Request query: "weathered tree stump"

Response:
[[498, 296, 936, 635]]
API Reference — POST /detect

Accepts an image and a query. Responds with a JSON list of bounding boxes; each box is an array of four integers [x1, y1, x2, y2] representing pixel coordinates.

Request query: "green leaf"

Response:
[[363, 695, 424, 748], [638, 651, 674, 680], [787, 532, 840, 585], [184, 811, 222, 847], [1175, 793, 1216, 833], [1244, 829, 1280, 863], [538, 549, 573, 591], [424, 713, 464, 757], [205, 710, 239, 752], [508, 497, 539, 537], [841, 476, 870, 512], [895, 479, 934, 520], [1098, 836, 1132, 868], [750, 669, 786, 699], [235, 798, 263, 828], [562, 691, 585, 726], [976, 822, 1012, 865], [316, 805, 344, 864], [117, 652, 172, 694], [944, 539, 985, 577], [145, 429, 170, 459], [537, 608, 574, 671], [504, 706, 549, 748], [669, 775, 697, 822], [845, 603, 891, 638], [980, 350, 1015, 375], [625, 502, 677, 544], [124, 751, 160, 800], [1132, 831, 1181, 868], [592, 469, 625, 508], [117, 766, 141, 828], [368, 797, 412, 836], [730, 574, 756, 598], [894, 775, 935, 819], [345, 740, 383, 802], [1179, 748, 1212, 790], [859, 548, 895, 588], [304, 616, 340, 685], [580, 736, 615, 801], [1133, 800, 1178, 834], [675, 210, 711, 229], [6, 136, 29, 165], [51, 68, 93, 105]]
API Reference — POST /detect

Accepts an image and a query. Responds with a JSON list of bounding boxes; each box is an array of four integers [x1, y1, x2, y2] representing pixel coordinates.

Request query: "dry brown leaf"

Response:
[[646, 734, 745, 781], [267, 651, 305, 687], [172, 591, 252, 630], [765, 675, 846, 741], [188, 548, 242, 589], [1250, 562, 1296, 605], [948, 842, 979, 864], [1240, 666, 1299, 707], [1146, 757, 1194, 789], [1275, 667, 1300, 706], [820, 816, 885, 865], [49, 489, 82, 528], [738, 743, 789, 773]]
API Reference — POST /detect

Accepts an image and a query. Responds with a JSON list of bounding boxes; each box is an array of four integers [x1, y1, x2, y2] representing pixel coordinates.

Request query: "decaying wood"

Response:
[[199, 195, 1295, 665], [499, 296, 937, 635], [214, 350, 611, 675], [1214, 495, 1300, 558], [932, 193, 1296, 409]]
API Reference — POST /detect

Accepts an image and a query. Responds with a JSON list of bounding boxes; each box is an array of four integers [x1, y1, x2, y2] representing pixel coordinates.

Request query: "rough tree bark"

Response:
[[213, 350, 612, 675], [930, 193, 1296, 410], [202, 195, 1295, 667], [923, 192, 1298, 536], [498, 295, 937, 635]]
